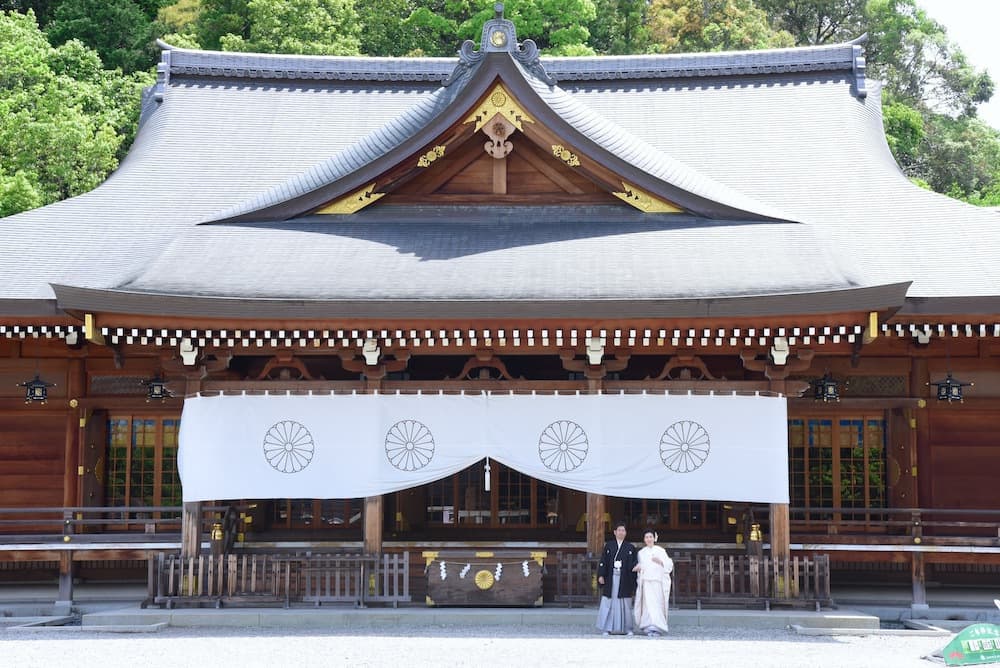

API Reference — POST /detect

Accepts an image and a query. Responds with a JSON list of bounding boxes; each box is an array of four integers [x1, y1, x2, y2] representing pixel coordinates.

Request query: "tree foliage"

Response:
[[218, 0, 360, 56], [757, 0, 865, 45], [1, 0, 999, 212], [45, 0, 159, 72], [646, 0, 794, 53], [587, 0, 651, 54], [0, 10, 152, 217]]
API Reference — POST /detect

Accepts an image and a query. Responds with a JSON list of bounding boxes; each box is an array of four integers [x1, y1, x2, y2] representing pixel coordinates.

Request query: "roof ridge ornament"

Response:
[[444, 2, 556, 87]]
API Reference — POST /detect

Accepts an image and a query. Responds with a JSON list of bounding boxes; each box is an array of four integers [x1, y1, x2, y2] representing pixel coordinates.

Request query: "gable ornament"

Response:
[[465, 84, 534, 159], [613, 181, 682, 213], [316, 183, 385, 215]]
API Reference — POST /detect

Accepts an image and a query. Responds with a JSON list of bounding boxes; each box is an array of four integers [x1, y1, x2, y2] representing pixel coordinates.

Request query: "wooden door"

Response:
[[79, 409, 107, 508], [887, 407, 916, 510]]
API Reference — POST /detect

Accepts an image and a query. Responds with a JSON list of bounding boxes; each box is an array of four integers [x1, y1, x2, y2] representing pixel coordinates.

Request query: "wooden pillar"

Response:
[[910, 357, 930, 507], [769, 503, 789, 562], [364, 495, 383, 555], [911, 552, 929, 615], [586, 493, 606, 556], [63, 359, 86, 508], [55, 552, 73, 614], [181, 501, 201, 558], [492, 156, 507, 194]]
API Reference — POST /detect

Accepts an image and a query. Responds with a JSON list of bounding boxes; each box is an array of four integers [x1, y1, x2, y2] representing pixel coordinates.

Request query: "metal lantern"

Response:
[[143, 375, 171, 402], [18, 374, 54, 404], [929, 373, 973, 403], [813, 373, 840, 402]]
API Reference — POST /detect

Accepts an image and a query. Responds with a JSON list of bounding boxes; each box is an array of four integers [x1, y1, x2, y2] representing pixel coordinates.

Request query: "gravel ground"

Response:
[[0, 624, 948, 668]]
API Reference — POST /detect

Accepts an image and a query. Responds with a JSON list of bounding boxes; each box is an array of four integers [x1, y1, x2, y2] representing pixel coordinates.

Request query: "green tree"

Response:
[[757, 0, 865, 45], [0, 1, 57, 25], [45, 0, 158, 72], [757, 0, 999, 206], [194, 0, 249, 51], [881, 98, 923, 172], [647, 0, 794, 53], [157, 0, 202, 42], [588, 0, 652, 54], [919, 114, 1000, 198], [0, 10, 152, 216], [217, 0, 361, 56], [866, 0, 992, 118]]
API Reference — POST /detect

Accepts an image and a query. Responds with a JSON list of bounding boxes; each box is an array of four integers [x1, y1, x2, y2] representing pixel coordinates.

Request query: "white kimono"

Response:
[[633, 544, 673, 634]]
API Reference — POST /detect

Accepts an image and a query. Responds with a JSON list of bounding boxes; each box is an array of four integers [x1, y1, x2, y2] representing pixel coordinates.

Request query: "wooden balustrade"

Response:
[[149, 552, 291, 608], [553, 552, 831, 609], [147, 551, 411, 609]]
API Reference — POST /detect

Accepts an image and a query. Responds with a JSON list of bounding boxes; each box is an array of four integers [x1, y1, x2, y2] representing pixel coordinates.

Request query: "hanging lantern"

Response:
[[142, 375, 172, 402], [18, 374, 54, 404], [812, 373, 840, 402], [928, 373, 973, 403]]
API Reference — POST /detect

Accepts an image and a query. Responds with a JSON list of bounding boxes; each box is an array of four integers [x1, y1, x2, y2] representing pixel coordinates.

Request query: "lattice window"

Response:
[[90, 376, 146, 395], [789, 415, 886, 521], [106, 416, 182, 520], [845, 376, 907, 396]]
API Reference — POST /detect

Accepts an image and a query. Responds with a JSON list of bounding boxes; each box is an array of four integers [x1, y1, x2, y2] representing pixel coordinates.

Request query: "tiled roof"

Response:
[[0, 37, 996, 318]]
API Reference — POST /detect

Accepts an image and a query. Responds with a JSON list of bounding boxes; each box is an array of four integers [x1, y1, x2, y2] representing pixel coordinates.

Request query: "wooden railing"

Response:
[[553, 551, 831, 609], [0, 505, 235, 542], [789, 507, 1000, 542], [147, 552, 411, 608], [150, 552, 291, 608], [3, 505, 999, 545]]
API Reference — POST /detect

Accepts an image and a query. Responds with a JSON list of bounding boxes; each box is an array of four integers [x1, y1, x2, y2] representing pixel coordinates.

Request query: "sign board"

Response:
[[943, 624, 1000, 666]]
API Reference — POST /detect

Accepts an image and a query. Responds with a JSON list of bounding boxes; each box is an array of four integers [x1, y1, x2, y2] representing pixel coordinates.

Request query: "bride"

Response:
[[632, 529, 673, 636]]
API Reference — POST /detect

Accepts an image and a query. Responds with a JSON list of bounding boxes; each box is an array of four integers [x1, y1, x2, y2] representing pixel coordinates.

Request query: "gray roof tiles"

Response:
[[0, 39, 995, 318], [119, 211, 850, 302], [161, 39, 862, 84]]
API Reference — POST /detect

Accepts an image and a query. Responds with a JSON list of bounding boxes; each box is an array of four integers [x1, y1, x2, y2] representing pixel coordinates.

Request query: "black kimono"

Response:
[[595, 538, 638, 634], [597, 538, 638, 598]]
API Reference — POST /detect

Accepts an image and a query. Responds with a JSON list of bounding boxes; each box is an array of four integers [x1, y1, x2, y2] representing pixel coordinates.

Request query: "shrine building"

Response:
[[1, 6, 999, 609]]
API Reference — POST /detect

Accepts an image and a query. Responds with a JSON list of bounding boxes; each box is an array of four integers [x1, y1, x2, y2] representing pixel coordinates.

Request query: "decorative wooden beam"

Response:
[[316, 183, 385, 215], [559, 347, 630, 381], [739, 348, 814, 381], [647, 353, 720, 381], [339, 347, 411, 381], [862, 311, 879, 344], [83, 314, 104, 345], [551, 144, 580, 167], [612, 181, 683, 213], [464, 84, 535, 133], [256, 351, 315, 381], [416, 145, 446, 168], [447, 350, 522, 381], [483, 114, 516, 160]]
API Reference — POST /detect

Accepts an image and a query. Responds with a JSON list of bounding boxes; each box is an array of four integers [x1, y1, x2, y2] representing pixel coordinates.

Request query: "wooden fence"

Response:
[[147, 552, 411, 609], [553, 552, 831, 610]]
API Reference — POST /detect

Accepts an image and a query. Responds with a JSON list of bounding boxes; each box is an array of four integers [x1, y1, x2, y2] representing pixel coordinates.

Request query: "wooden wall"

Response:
[[0, 411, 67, 507], [926, 407, 1000, 509]]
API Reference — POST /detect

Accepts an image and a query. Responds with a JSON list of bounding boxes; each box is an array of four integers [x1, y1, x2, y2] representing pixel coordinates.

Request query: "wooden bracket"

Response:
[[256, 351, 315, 381], [339, 348, 411, 380], [559, 347, 630, 380], [448, 350, 522, 380], [739, 348, 814, 381], [647, 353, 721, 381]]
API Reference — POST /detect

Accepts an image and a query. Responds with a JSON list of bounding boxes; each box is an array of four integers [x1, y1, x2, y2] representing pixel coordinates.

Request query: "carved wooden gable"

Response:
[[314, 82, 683, 214]]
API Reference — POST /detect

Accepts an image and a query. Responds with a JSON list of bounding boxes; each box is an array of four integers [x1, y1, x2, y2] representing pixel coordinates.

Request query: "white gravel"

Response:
[[0, 625, 948, 668]]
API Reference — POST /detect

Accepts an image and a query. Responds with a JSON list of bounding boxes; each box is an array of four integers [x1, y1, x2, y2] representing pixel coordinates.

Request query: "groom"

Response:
[[595, 521, 638, 636]]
